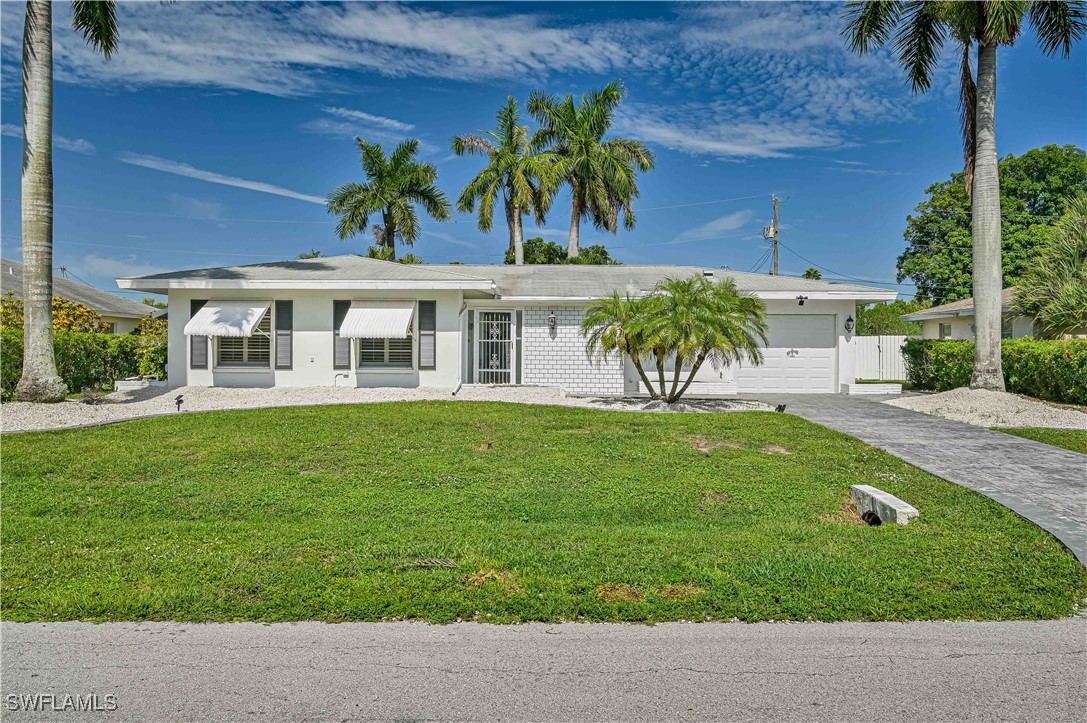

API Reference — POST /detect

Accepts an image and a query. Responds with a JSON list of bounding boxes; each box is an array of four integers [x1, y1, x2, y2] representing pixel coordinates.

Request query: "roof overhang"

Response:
[[117, 278, 497, 294], [900, 304, 1014, 322]]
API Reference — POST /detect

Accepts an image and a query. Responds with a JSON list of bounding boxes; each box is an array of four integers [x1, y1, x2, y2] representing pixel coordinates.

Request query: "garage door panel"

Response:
[[736, 314, 836, 393]]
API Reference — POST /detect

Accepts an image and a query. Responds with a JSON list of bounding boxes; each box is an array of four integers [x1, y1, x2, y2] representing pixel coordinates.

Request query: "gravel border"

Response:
[[1, 385, 772, 433], [884, 387, 1087, 430]]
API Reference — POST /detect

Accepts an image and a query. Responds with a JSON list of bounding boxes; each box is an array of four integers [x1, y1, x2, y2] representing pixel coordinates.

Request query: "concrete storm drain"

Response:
[[850, 485, 920, 526]]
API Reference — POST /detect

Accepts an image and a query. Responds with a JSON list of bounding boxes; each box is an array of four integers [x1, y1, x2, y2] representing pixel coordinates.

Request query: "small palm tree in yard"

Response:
[[1014, 195, 1087, 338], [583, 276, 768, 403], [843, 1, 1086, 391], [17, 0, 118, 402], [327, 139, 452, 261], [528, 81, 655, 259], [452, 97, 566, 266]]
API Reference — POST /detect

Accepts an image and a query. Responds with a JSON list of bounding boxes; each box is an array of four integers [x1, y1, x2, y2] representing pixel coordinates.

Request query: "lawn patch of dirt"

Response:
[[463, 568, 522, 595], [475, 441, 494, 451], [762, 444, 792, 455], [821, 499, 864, 525], [700, 491, 732, 507], [689, 435, 741, 452], [656, 583, 705, 601], [593, 583, 644, 603]]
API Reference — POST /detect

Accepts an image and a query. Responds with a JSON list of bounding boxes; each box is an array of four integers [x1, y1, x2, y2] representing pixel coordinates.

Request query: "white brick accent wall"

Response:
[[521, 306, 625, 395]]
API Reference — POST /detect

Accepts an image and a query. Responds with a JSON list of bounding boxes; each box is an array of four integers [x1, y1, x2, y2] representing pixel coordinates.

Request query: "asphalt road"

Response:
[[2, 619, 1085, 722]]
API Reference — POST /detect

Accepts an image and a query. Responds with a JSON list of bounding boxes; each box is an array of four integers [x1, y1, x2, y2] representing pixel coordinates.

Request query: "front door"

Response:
[[476, 310, 514, 384]]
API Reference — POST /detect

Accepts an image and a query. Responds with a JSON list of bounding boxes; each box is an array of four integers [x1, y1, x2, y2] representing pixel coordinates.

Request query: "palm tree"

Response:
[[452, 97, 564, 265], [1013, 194, 1087, 338], [327, 138, 452, 260], [802, 268, 823, 280], [638, 276, 767, 402], [527, 81, 655, 259], [16, 0, 118, 402], [581, 292, 659, 398], [843, 1, 1086, 391]]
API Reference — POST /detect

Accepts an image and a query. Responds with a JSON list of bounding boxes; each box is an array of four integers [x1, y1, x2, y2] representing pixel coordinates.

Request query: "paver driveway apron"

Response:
[[750, 394, 1087, 565]]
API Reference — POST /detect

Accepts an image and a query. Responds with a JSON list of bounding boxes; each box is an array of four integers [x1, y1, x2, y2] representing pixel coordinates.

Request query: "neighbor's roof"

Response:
[[1, 257, 151, 318], [118, 254, 897, 300], [900, 288, 1018, 322]]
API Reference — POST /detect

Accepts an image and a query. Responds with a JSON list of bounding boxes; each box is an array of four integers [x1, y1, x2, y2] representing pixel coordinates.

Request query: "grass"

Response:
[[996, 427, 1087, 454], [2, 402, 1084, 624]]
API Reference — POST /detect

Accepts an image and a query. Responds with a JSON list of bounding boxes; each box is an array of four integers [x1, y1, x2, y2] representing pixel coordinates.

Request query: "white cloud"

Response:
[[117, 153, 325, 205], [1, 122, 96, 154], [81, 254, 170, 279], [672, 210, 756, 244], [322, 107, 414, 132]]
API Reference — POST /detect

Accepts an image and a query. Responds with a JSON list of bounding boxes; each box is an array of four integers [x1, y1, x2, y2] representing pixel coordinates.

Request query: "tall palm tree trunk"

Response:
[[506, 198, 524, 265], [16, 0, 66, 403], [568, 191, 582, 259], [382, 210, 396, 261], [970, 40, 1005, 391]]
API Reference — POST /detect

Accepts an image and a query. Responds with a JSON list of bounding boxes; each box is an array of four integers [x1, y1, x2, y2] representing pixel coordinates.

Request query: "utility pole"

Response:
[[771, 194, 780, 276]]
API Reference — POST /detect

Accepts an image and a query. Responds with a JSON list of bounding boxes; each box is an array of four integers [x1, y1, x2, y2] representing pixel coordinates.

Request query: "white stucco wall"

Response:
[[101, 315, 140, 334], [167, 289, 463, 389], [919, 314, 1035, 340]]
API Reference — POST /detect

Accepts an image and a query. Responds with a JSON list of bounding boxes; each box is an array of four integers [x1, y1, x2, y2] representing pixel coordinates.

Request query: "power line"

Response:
[[637, 193, 771, 212]]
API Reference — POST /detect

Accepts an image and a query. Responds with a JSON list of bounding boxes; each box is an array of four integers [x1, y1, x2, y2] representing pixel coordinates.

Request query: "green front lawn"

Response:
[[997, 427, 1087, 454], [3, 402, 1084, 623]]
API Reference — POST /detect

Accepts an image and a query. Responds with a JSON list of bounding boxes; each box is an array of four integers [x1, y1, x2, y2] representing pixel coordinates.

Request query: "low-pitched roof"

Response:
[[118, 254, 897, 300], [900, 288, 1018, 322], [1, 257, 151, 318]]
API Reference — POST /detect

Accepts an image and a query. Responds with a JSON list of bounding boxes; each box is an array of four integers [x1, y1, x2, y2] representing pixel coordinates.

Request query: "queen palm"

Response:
[[16, 0, 118, 402], [327, 138, 452, 261], [452, 97, 564, 265], [527, 81, 655, 259], [843, 1, 1085, 391], [581, 292, 659, 398]]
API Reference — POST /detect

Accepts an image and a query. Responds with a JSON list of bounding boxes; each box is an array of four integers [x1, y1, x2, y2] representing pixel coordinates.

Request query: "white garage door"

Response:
[[735, 314, 836, 393]]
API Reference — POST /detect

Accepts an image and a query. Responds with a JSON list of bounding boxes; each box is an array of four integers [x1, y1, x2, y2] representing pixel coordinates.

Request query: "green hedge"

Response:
[[1, 329, 167, 400], [902, 338, 1087, 404]]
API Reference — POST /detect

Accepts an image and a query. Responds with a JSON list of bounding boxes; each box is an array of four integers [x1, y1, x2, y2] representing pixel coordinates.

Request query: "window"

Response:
[[217, 310, 271, 367], [358, 334, 413, 368], [1001, 317, 1014, 340], [418, 300, 436, 370], [938, 323, 952, 340], [275, 300, 293, 369]]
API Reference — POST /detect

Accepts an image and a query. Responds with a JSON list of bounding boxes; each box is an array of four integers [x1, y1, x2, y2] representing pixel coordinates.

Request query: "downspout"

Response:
[[452, 301, 468, 396]]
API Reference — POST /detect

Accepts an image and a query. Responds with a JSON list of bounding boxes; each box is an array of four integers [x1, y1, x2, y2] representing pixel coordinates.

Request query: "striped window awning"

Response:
[[339, 301, 415, 339], [184, 300, 271, 337]]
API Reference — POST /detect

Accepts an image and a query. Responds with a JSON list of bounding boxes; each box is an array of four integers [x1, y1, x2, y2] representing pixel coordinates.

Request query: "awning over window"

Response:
[[339, 301, 415, 339], [184, 301, 271, 337]]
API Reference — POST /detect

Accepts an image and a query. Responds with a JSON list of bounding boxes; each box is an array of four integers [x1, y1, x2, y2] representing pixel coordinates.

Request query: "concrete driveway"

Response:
[[2, 619, 1085, 722], [751, 394, 1087, 564]]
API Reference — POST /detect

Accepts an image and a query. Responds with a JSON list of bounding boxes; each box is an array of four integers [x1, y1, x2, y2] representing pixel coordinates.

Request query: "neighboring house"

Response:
[[2, 257, 151, 333], [899, 287, 1037, 341], [117, 255, 896, 395]]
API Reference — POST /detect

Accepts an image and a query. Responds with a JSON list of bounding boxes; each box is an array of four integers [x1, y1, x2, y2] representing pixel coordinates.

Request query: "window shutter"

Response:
[[275, 300, 293, 369], [418, 300, 436, 370], [190, 300, 208, 369], [333, 300, 351, 369]]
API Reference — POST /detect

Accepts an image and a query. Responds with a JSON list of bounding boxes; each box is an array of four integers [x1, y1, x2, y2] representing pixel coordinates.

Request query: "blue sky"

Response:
[[1, 1, 1084, 302]]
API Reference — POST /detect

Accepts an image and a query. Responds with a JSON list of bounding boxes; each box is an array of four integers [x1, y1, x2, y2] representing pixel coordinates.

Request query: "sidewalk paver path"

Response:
[[751, 394, 1087, 564]]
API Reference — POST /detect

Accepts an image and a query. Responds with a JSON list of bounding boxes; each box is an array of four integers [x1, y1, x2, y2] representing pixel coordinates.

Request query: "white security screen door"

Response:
[[476, 311, 513, 384]]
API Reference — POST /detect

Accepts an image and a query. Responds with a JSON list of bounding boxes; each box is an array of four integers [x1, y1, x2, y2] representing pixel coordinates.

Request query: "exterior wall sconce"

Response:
[[547, 310, 557, 332], [844, 315, 855, 333], [796, 295, 807, 306]]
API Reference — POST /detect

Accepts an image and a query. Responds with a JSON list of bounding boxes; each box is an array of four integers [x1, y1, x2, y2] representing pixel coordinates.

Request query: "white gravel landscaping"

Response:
[[884, 387, 1087, 430], [0, 385, 771, 433]]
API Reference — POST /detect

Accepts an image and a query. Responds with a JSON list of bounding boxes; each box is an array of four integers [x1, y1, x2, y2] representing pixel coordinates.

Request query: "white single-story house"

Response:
[[117, 255, 897, 396], [899, 287, 1037, 340], [3, 257, 151, 333]]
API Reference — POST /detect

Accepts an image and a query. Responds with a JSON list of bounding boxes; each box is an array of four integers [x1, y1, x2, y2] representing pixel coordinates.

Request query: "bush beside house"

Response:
[[903, 338, 1087, 404]]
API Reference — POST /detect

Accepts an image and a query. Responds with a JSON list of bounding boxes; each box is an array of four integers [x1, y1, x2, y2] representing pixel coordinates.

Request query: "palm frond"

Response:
[[451, 133, 497, 156], [841, 0, 904, 53], [1029, 0, 1087, 56], [984, 0, 1028, 44], [71, 0, 118, 57], [893, 1, 948, 93], [959, 39, 977, 199]]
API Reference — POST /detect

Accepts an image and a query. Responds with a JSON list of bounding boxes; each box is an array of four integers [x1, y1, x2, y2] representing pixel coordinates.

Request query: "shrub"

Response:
[[0, 329, 167, 401], [903, 338, 1087, 404]]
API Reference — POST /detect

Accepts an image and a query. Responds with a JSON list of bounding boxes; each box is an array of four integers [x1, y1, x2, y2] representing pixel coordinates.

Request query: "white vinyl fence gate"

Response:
[[855, 335, 910, 381]]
